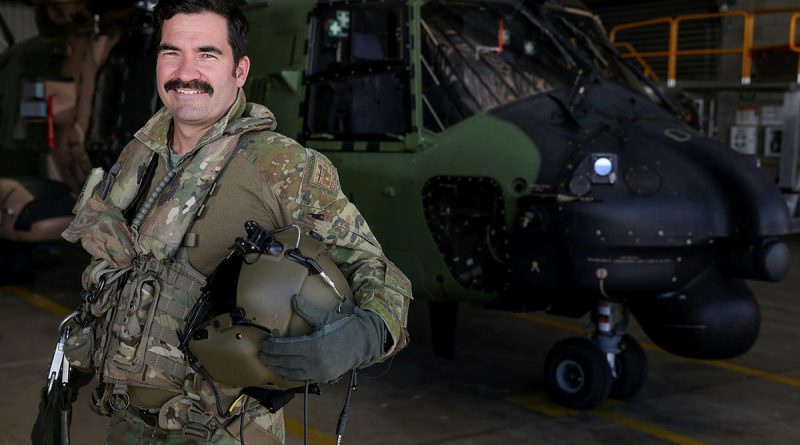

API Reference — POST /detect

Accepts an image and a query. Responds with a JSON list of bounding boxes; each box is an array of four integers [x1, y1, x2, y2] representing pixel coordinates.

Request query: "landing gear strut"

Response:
[[544, 300, 648, 409]]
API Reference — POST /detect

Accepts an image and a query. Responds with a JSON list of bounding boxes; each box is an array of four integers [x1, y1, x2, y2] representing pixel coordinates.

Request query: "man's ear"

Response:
[[235, 55, 250, 87]]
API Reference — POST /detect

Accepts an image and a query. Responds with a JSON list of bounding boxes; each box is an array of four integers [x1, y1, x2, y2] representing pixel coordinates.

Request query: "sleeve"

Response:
[[250, 134, 413, 360]]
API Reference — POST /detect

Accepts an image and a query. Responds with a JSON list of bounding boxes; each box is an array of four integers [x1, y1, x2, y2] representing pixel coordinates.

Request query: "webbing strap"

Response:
[[149, 321, 181, 348], [135, 258, 204, 297], [157, 298, 191, 320], [144, 351, 187, 380], [181, 403, 216, 443]]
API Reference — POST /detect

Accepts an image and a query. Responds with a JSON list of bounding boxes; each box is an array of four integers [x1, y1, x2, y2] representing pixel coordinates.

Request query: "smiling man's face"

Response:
[[156, 12, 249, 132]]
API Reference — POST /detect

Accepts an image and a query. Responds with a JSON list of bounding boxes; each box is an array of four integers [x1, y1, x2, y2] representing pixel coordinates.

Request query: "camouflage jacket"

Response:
[[68, 90, 412, 360]]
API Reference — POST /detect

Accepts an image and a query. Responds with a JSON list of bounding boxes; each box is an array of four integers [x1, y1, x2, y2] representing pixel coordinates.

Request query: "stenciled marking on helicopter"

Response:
[[508, 393, 713, 445], [0, 286, 339, 444], [586, 256, 674, 265], [664, 128, 693, 142]]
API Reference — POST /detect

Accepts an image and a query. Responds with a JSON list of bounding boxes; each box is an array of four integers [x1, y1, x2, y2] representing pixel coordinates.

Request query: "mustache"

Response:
[[164, 79, 214, 96]]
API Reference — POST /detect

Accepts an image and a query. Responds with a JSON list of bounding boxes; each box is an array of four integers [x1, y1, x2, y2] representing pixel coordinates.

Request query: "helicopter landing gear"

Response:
[[544, 300, 648, 409]]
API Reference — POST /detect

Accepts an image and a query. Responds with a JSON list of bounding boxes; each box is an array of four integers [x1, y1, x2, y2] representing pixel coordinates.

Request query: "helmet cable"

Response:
[[304, 379, 310, 445], [335, 369, 358, 445], [239, 395, 249, 445]]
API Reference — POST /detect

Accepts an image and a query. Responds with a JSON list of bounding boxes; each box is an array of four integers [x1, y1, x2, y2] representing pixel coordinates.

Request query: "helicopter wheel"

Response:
[[610, 334, 648, 400], [544, 337, 612, 409]]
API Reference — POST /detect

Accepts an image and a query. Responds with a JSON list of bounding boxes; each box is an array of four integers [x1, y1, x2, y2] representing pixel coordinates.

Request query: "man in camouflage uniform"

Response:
[[61, 0, 412, 443]]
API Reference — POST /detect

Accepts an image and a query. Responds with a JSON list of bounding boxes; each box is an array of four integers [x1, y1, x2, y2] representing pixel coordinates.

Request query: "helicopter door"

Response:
[[304, 3, 411, 146]]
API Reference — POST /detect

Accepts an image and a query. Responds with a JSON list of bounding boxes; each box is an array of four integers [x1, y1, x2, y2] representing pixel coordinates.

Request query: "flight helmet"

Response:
[[183, 222, 354, 390]]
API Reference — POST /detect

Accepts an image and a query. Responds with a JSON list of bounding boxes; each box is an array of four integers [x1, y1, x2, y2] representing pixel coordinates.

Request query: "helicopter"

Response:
[[0, 0, 792, 409]]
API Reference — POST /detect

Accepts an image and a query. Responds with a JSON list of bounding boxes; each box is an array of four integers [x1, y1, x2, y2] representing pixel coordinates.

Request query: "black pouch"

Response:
[[31, 371, 93, 445]]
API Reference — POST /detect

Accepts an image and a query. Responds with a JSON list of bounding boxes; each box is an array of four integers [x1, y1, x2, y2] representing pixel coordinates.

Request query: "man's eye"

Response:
[[161, 51, 178, 56], [200, 53, 217, 59]]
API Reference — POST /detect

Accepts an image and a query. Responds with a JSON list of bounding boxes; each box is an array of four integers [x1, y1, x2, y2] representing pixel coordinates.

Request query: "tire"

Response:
[[544, 337, 612, 409], [610, 334, 648, 400]]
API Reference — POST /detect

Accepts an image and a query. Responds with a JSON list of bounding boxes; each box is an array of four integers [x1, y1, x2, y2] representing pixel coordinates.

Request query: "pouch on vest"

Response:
[[62, 195, 136, 268]]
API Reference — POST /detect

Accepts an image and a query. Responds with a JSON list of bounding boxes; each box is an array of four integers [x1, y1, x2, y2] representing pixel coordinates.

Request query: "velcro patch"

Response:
[[385, 261, 413, 298], [310, 156, 338, 192]]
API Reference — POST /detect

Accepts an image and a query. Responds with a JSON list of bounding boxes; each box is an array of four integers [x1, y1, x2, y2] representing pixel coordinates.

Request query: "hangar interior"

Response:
[[591, 0, 800, 208], [1, 0, 800, 444]]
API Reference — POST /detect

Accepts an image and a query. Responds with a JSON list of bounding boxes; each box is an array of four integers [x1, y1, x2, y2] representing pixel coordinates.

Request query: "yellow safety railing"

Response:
[[610, 8, 800, 87], [614, 42, 660, 81], [791, 12, 800, 83]]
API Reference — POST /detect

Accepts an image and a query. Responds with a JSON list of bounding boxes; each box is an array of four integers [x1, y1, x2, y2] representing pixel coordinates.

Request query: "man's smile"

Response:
[[164, 78, 214, 97], [175, 88, 206, 95]]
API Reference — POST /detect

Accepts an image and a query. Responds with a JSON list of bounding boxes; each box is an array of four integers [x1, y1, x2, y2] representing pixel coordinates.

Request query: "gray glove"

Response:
[[259, 295, 387, 383]]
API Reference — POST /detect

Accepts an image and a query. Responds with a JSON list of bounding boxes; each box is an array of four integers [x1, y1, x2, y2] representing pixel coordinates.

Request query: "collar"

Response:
[[134, 89, 250, 158]]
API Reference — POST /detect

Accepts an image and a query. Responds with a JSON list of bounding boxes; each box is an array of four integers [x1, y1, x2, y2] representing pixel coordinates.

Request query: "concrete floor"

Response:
[[2, 238, 800, 445]]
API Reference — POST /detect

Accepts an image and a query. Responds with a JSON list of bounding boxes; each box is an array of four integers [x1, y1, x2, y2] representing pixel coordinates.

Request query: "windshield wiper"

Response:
[[568, 68, 594, 112], [557, 17, 609, 69], [540, 2, 682, 117]]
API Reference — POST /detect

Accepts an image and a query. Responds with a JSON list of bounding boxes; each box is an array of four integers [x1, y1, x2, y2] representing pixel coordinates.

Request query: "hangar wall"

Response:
[[0, 1, 36, 50], [717, 0, 797, 182], [594, 0, 799, 184]]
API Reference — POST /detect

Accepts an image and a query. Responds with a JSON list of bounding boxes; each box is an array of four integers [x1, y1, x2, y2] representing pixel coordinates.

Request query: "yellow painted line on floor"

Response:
[[511, 312, 585, 334], [693, 360, 800, 388], [508, 393, 621, 418], [285, 416, 342, 445], [509, 394, 713, 445], [1, 285, 72, 318], [510, 312, 800, 389], [2, 285, 339, 444], [593, 410, 713, 445]]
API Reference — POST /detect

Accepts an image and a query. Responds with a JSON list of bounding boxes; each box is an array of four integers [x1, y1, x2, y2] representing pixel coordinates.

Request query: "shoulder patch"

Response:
[[309, 152, 338, 192]]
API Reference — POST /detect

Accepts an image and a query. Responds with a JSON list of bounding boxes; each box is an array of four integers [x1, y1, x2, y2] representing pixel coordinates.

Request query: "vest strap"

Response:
[[134, 257, 204, 297], [157, 297, 191, 320], [145, 351, 187, 380], [149, 320, 182, 348]]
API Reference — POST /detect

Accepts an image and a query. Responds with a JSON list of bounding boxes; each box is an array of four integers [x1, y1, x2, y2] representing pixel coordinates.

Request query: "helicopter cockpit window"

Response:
[[421, 2, 577, 131], [305, 5, 409, 140], [542, 7, 661, 105]]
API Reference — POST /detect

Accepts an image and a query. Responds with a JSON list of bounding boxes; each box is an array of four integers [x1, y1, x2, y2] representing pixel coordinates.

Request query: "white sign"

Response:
[[761, 106, 784, 127], [764, 127, 782, 157], [735, 107, 759, 126], [730, 126, 758, 154]]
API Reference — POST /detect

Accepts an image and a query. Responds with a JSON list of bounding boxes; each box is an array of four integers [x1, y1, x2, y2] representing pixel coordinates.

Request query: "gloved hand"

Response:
[[259, 295, 387, 383]]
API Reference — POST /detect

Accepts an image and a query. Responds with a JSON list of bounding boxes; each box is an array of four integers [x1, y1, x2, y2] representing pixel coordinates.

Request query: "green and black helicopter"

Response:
[[0, 0, 792, 409]]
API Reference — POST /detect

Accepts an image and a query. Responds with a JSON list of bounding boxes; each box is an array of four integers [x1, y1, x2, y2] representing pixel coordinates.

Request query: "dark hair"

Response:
[[154, 0, 249, 66]]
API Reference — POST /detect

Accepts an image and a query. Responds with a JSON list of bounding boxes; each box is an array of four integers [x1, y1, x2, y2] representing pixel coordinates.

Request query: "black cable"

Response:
[[304, 380, 310, 445], [240, 408, 245, 445], [335, 370, 358, 445], [239, 395, 249, 445], [358, 355, 395, 379]]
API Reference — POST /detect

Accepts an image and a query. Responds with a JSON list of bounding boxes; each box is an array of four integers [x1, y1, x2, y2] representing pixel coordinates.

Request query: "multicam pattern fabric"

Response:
[[106, 406, 283, 444], [66, 90, 412, 443], [238, 135, 413, 356], [62, 195, 137, 268]]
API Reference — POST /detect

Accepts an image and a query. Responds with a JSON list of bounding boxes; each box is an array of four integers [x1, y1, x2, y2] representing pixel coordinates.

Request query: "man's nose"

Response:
[[175, 56, 201, 80]]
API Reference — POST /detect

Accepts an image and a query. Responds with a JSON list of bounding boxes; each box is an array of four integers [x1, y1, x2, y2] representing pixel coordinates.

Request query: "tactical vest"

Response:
[[81, 103, 276, 420]]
